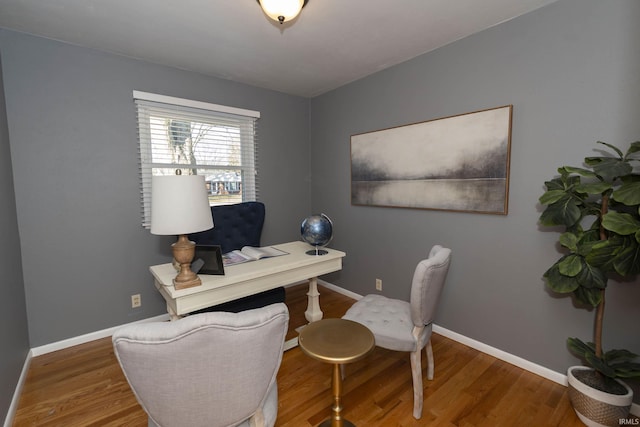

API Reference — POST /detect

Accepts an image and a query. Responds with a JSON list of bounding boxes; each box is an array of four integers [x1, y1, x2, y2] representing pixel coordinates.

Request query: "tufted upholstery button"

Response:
[[344, 294, 416, 352]]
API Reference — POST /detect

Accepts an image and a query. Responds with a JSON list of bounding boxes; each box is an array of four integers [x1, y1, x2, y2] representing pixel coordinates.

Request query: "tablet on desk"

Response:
[[192, 245, 225, 275]]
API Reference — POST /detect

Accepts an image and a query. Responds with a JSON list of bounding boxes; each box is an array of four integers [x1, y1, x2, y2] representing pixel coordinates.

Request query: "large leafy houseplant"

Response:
[[539, 141, 640, 392]]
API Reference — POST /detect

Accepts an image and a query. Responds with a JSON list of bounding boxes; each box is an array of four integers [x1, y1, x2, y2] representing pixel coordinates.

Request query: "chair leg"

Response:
[[409, 348, 423, 419], [249, 408, 265, 427], [426, 339, 434, 380]]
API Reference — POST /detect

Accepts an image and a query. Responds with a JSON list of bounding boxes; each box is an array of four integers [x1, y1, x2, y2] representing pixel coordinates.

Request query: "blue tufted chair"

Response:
[[342, 245, 452, 419], [189, 202, 285, 313], [190, 201, 266, 254]]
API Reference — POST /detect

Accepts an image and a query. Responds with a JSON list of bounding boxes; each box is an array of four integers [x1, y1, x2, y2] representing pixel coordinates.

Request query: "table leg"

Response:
[[167, 303, 181, 321], [320, 363, 355, 427], [305, 277, 324, 323]]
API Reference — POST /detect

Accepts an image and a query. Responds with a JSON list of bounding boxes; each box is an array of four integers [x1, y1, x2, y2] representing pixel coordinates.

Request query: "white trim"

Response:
[[319, 283, 568, 385], [132, 90, 260, 118], [3, 350, 32, 427], [320, 283, 640, 416], [30, 313, 170, 357], [432, 324, 568, 385], [283, 337, 299, 351], [11, 283, 640, 420], [318, 279, 364, 300]]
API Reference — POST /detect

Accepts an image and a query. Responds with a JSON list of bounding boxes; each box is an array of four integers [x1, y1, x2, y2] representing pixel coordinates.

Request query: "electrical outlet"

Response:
[[375, 278, 382, 291], [131, 294, 141, 308]]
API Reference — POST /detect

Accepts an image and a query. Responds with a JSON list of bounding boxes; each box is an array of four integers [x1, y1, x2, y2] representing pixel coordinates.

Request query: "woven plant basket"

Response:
[[567, 366, 633, 427]]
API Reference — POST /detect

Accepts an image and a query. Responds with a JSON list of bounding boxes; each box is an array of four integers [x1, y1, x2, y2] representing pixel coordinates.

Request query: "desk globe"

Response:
[[301, 214, 333, 255]]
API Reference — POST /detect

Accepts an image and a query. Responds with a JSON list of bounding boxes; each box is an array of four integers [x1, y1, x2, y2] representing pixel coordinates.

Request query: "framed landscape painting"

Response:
[[350, 105, 513, 214]]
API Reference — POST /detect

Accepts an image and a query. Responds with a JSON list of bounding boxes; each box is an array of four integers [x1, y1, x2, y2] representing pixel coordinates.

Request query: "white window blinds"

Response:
[[134, 91, 260, 229]]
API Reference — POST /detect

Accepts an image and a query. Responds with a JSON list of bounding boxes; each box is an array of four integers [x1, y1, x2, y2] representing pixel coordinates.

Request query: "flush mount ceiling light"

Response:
[[257, 0, 309, 24]]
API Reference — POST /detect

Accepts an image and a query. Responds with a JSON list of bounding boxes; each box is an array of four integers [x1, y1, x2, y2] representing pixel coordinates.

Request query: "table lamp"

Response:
[[150, 174, 213, 290]]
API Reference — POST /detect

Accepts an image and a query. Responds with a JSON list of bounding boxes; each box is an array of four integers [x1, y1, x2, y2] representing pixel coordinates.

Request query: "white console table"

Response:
[[150, 241, 345, 323]]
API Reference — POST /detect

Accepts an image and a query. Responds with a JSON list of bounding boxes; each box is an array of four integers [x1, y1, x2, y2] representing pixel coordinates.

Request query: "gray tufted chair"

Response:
[[113, 303, 289, 427], [342, 245, 452, 419]]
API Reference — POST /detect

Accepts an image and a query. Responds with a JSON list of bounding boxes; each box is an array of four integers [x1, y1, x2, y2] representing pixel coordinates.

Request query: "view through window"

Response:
[[134, 91, 260, 228]]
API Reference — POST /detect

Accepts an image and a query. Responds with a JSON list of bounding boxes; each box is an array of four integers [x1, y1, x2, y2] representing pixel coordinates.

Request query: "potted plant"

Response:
[[539, 140, 640, 426]]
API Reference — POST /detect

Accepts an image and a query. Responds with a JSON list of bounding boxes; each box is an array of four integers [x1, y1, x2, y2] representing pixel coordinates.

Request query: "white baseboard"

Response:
[[432, 324, 567, 385], [318, 279, 363, 300], [31, 313, 170, 357], [5, 313, 171, 426], [316, 282, 640, 416], [3, 349, 33, 427], [320, 282, 567, 383], [9, 282, 638, 421], [283, 336, 299, 351]]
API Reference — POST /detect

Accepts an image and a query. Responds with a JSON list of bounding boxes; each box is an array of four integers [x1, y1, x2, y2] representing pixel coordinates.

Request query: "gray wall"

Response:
[[0, 29, 310, 347], [310, 0, 640, 377], [0, 53, 29, 419], [2, 1, 640, 419]]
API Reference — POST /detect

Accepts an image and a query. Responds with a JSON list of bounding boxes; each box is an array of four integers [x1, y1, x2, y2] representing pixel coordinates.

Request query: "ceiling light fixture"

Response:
[[257, 0, 309, 25]]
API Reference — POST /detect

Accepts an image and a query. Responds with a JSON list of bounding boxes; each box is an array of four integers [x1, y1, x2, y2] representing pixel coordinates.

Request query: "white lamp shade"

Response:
[[259, 0, 305, 23], [150, 175, 213, 235]]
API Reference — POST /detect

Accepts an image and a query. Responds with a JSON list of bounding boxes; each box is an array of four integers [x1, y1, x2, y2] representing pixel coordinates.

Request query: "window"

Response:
[[134, 91, 260, 228]]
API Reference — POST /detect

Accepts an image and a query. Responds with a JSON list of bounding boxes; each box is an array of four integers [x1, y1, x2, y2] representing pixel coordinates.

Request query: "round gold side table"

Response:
[[298, 318, 375, 427]]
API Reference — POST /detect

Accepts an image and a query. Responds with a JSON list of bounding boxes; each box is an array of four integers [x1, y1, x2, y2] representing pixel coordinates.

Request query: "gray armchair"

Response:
[[112, 303, 289, 427], [342, 245, 452, 419]]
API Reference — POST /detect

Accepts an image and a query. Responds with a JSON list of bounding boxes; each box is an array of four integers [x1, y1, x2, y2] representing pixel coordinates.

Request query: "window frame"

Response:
[[134, 91, 260, 229]]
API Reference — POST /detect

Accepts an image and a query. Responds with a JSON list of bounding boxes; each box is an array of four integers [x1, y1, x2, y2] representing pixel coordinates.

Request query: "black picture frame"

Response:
[[192, 245, 225, 275]]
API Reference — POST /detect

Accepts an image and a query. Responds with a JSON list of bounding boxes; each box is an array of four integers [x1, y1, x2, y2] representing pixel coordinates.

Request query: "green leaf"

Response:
[[543, 263, 580, 293], [603, 348, 640, 378], [560, 166, 597, 178], [575, 181, 611, 195], [586, 239, 620, 271], [568, 339, 640, 379], [575, 262, 608, 289], [585, 157, 632, 181], [602, 212, 640, 235], [544, 178, 564, 191], [597, 141, 624, 158], [612, 181, 640, 206], [539, 189, 567, 205], [567, 338, 595, 358], [575, 234, 601, 257], [625, 141, 640, 157], [604, 348, 640, 363], [558, 173, 582, 190], [612, 239, 640, 276], [559, 232, 579, 251], [573, 286, 602, 307], [586, 352, 617, 378], [612, 362, 640, 378], [580, 227, 601, 243], [558, 254, 583, 277], [539, 197, 582, 227]]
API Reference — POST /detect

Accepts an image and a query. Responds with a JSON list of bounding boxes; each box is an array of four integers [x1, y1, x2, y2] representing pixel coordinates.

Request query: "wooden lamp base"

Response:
[[171, 234, 201, 290]]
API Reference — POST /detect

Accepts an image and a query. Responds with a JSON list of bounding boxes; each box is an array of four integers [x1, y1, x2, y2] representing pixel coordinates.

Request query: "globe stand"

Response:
[[301, 213, 333, 257], [306, 246, 328, 256]]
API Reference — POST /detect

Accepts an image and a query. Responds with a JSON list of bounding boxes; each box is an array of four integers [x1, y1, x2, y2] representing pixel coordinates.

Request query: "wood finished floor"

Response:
[[13, 283, 602, 426]]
